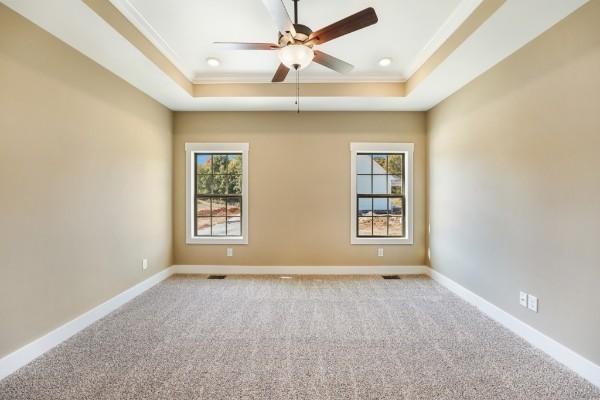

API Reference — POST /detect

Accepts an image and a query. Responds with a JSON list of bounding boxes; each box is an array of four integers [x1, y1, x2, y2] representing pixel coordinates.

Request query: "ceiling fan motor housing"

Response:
[[279, 24, 313, 47]]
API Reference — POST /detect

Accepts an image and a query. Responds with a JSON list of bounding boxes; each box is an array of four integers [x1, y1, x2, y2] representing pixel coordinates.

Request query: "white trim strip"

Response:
[[426, 267, 600, 388], [173, 265, 428, 275], [0, 267, 175, 381]]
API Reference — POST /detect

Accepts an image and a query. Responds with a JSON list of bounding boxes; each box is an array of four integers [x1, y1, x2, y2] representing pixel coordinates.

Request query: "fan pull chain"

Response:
[[296, 69, 300, 113]]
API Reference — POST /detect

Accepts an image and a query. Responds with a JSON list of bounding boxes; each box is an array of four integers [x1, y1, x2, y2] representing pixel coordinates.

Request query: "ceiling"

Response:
[[116, 0, 464, 83], [0, 0, 590, 111]]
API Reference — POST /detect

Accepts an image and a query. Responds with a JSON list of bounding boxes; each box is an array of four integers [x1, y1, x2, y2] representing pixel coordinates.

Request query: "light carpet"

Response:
[[1, 275, 598, 399]]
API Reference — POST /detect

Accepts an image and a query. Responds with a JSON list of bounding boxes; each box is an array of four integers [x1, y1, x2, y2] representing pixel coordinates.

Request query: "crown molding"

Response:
[[109, 0, 194, 81], [406, 0, 506, 94], [405, 0, 483, 78], [192, 75, 407, 85]]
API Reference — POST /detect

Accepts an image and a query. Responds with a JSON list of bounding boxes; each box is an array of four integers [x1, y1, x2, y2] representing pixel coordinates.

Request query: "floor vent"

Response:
[[382, 275, 401, 280], [207, 275, 227, 279]]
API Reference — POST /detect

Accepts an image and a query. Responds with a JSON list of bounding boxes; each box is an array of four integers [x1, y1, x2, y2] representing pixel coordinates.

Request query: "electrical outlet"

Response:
[[527, 294, 538, 312], [519, 291, 528, 307], [227, 248, 233, 257], [377, 248, 384, 257], [142, 259, 148, 271]]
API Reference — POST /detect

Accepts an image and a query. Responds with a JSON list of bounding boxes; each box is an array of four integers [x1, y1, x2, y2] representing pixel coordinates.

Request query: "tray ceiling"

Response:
[[0, 0, 589, 111], [116, 0, 465, 83]]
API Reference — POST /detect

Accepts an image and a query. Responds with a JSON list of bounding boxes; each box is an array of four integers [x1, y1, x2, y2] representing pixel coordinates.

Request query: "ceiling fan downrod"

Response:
[[293, 0, 298, 25], [293, 0, 301, 113]]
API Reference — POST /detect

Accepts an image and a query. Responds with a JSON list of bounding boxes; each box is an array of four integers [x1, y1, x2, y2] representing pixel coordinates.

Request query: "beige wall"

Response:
[[428, 1, 600, 365], [0, 5, 172, 358], [173, 112, 427, 266]]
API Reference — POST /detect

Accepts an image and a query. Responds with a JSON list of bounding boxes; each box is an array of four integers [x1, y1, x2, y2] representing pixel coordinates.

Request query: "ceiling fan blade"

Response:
[[308, 7, 378, 45], [213, 42, 280, 50], [262, 0, 297, 37], [272, 63, 290, 82], [313, 50, 354, 74]]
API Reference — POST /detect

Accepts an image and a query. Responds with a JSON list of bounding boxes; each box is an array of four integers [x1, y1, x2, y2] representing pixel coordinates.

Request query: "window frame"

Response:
[[185, 143, 249, 245], [350, 143, 414, 245]]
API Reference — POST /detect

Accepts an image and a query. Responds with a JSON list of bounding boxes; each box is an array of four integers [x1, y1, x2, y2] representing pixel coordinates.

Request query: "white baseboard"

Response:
[[172, 265, 429, 275], [425, 267, 600, 388], [0, 266, 175, 381]]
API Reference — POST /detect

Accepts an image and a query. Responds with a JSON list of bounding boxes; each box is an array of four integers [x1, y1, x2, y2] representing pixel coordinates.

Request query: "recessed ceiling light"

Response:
[[206, 57, 220, 67], [378, 57, 392, 67]]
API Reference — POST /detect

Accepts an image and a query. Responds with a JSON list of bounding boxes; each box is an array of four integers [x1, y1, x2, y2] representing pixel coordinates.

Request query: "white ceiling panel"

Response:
[[120, 0, 464, 83]]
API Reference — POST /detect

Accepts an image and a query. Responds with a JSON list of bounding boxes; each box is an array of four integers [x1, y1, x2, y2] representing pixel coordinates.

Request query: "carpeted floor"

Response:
[[1, 275, 598, 400]]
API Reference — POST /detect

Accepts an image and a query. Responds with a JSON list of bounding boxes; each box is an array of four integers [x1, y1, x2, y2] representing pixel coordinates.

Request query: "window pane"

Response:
[[358, 198, 372, 216], [390, 175, 402, 195], [390, 198, 403, 216], [227, 217, 241, 236], [373, 154, 387, 173], [227, 154, 242, 174], [358, 217, 372, 236], [372, 175, 387, 194], [357, 154, 372, 174], [211, 197, 226, 216], [212, 154, 228, 173], [227, 198, 241, 216], [389, 216, 403, 237], [373, 216, 388, 236], [197, 197, 211, 217], [211, 217, 226, 236], [373, 198, 388, 216], [197, 174, 212, 194], [211, 175, 227, 194], [388, 154, 403, 174], [197, 217, 211, 236], [357, 175, 372, 194], [227, 175, 242, 194], [352, 151, 408, 240], [196, 154, 211, 174]]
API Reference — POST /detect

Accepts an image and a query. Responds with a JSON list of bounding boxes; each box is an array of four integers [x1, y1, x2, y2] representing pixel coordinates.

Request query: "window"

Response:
[[350, 143, 413, 245], [185, 143, 249, 244]]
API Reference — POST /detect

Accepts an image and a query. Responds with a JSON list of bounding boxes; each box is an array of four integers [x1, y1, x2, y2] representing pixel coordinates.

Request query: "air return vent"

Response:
[[382, 275, 401, 280], [207, 275, 227, 279]]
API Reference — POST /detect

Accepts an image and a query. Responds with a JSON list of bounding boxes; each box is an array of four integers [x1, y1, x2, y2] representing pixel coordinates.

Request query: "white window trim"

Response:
[[350, 142, 414, 245], [185, 143, 249, 245]]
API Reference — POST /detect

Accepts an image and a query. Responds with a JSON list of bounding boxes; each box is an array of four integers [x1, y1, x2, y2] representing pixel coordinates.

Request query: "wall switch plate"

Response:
[[519, 291, 528, 307], [227, 248, 233, 257], [142, 259, 148, 271], [428, 248, 431, 260], [527, 294, 538, 312], [377, 248, 384, 257]]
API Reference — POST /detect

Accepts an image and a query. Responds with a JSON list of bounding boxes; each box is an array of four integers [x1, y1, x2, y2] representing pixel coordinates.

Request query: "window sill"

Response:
[[186, 236, 248, 245], [351, 237, 413, 245]]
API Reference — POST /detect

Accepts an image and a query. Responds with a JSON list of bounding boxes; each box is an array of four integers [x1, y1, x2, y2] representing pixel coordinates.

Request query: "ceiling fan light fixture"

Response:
[[279, 44, 314, 70]]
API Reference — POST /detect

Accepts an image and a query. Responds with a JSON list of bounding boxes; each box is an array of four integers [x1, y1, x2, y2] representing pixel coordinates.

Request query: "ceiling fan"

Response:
[[214, 0, 379, 82]]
